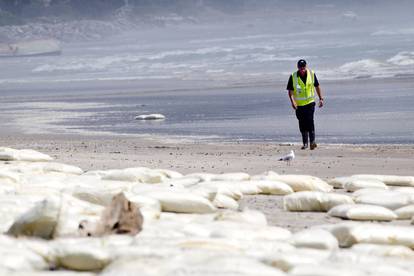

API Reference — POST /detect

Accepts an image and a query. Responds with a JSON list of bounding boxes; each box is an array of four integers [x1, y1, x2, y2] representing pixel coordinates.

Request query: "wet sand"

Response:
[[2, 134, 412, 176]]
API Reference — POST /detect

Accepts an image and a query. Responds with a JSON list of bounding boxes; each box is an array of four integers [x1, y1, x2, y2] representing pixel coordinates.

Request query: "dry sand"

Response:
[[1, 133, 413, 231]]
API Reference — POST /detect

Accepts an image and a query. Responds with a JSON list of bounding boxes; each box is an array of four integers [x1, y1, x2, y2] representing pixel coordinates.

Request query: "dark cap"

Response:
[[297, 59, 307, 68]]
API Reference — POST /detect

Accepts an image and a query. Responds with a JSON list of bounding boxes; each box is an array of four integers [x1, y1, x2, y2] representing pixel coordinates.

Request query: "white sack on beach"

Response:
[[138, 219, 209, 240], [66, 178, 131, 206], [24, 162, 84, 175], [168, 254, 287, 276], [143, 191, 217, 214], [328, 176, 388, 192], [326, 250, 414, 273], [7, 195, 61, 239], [192, 180, 260, 196], [352, 174, 414, 187], [7, 272, 97, 275], [322, 222, 414, 248], [289, 229, 338, 250], [53, 195, 104, 238], [343, 179, 388, 192], [101, 252, 286, 276], [209, 221, 291, 242], [184, 173, 217, 182], [328, 204, 397, 221], [214, 209, 267, 227], [250, 170, 279, 181], [124, 193, 161, 222], [350, 243, 414, 259], [164, 177, 201, 188], [212, 182, 244, 199], [210, 172, 251, 182], [82, 170, 112, 178], [99, 257, 164, 276], [262, 248, 331, 272], [289, 264, 364, 276], [189, 186, 217, 201], [0, 169, 21, 184], [228, 181, 262, 195], [70, 186, 126, 206], [0, 246, 49, 272], [0, 147, 53, 162], [6, 161, 82, 175], [184, 172, 250, 183], [0, 170, 21, 193], [135, 113, 165, 120], [251, 180, 293, 195], [242, 240, 295, 258], [16, 174, 69, 195], [102, 167, 167, 183], [327, 176, 353, 189], [192, 181, 243, 200], [353, 190, 414, 210], [157, 211, 216, 225], [351, 188, 388, 197], [392, 187, 414, 196], [0, 183, 15, 195], [268, 175, 333, 192], [0, 194, 47, 232], [212, 193, 239, 210], [289, 262, 413, 276], [175, 237, 247, 253], [394, 205, 414, 220], [153, 168, 183, 179], [52, 238, 111, 271], [283, 191, 354, 212], [193, 180, 258, 196]]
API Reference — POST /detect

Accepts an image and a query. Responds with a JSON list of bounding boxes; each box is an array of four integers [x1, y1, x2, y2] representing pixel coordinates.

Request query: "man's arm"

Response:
[[315, 86, 324, 108], [288, 90, 297, 110]]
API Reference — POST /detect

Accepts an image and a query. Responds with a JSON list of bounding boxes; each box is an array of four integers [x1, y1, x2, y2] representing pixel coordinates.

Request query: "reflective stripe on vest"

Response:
[[292, 69, 315, 106]]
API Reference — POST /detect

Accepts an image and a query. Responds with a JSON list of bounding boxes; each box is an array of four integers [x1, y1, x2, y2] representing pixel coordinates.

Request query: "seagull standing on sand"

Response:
[[279, 150, 295, 165]]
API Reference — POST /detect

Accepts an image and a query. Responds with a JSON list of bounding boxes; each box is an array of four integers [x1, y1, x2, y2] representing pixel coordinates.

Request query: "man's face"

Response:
[[298, 66, 307, 76]]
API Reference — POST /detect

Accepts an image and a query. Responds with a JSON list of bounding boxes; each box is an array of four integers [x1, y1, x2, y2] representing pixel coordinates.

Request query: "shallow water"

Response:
[[1, 78, 413, 144], [1, 5, 413, 143]]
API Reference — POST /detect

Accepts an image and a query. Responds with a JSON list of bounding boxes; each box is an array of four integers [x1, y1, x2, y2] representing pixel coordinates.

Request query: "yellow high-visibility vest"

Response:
[[292, 69, 315, 106]]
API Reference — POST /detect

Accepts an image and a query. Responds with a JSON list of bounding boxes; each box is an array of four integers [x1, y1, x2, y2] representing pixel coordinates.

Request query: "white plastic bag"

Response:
[[270, 175, 333, 192], [290, 229, 338, 250], [0, 147, 53, 162], [7, 195, 61, 239], [328, 204, 397, 221], [284, 191, 354, 212]]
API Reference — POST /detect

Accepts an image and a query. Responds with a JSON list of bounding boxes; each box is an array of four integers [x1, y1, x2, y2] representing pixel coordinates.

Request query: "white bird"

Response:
[[278, 150, 295, 165]]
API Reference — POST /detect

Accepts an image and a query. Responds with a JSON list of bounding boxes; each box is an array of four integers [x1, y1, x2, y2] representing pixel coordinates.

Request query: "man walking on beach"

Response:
[[286, 59, 324, 150]]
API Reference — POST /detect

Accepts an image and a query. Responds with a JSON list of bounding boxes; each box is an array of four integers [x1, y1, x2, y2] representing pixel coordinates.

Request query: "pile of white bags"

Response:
[[1, 147, 414, 275]]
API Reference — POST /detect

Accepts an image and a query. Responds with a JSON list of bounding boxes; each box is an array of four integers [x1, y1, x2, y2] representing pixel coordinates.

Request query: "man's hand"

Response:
[[318, 98, 324, 108], [315, 86, 324, 108], [288, 90, 297, 110]]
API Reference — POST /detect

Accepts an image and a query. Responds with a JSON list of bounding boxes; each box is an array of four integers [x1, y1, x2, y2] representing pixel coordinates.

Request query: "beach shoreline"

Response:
[[1, 133, 413, 178]]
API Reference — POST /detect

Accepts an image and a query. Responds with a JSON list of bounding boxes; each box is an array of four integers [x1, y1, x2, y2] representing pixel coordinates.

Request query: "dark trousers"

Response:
[[295, 102, 315, 144]]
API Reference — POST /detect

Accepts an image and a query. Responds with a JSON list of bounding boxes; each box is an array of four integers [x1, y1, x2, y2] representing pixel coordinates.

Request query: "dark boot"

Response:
[[309, 131, 317, 150], [301, 132, 308, 150]]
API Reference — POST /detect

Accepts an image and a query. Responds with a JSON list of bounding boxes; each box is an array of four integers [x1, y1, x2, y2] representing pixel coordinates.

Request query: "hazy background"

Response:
[[1, 0, 413, 143]]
